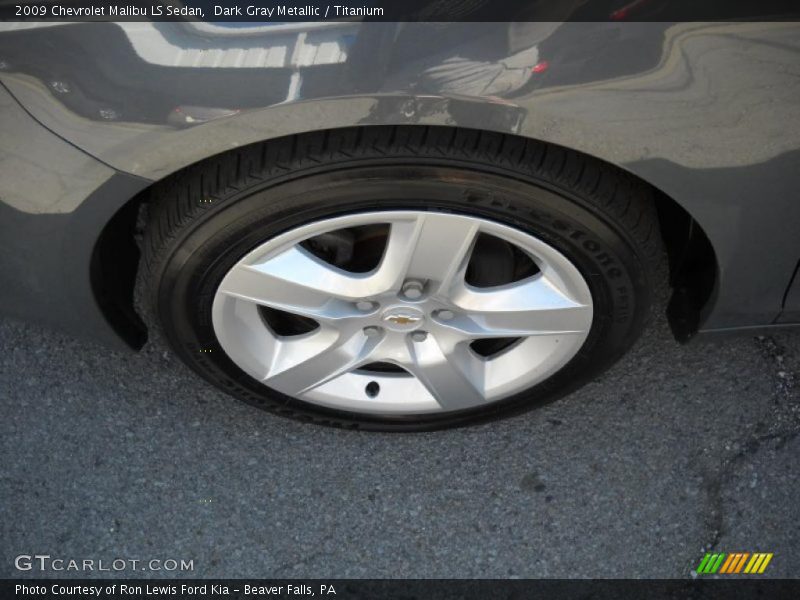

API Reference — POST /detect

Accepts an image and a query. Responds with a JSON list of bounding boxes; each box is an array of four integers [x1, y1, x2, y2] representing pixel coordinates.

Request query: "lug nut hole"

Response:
[[365, 381, 380, 398]]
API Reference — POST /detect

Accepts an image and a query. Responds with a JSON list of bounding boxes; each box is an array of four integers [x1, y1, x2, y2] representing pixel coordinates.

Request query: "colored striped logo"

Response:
[[696, 552, 773, 574]]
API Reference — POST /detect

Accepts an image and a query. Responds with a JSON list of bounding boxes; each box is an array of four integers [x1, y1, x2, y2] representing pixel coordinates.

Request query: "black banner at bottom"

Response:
[[4, 579, 800, 600]]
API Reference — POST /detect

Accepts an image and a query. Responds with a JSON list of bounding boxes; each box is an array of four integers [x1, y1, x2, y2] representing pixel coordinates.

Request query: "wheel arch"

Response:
[[91, 124, 717, 349]]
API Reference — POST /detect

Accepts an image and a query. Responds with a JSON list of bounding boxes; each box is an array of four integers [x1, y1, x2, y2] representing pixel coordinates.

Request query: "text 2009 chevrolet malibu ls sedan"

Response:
[[0, 20, 798, 430]]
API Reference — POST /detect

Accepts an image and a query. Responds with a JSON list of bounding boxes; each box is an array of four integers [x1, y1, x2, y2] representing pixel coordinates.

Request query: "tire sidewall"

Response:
[[154, 164, 649, 430]]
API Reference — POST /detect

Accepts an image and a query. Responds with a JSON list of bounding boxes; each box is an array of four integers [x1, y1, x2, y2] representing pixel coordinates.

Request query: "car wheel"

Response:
[[141, 127, 663, 430]]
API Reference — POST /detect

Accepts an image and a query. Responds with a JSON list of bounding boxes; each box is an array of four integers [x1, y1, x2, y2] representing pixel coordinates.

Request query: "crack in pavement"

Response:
[[694, 334, 799, 575]]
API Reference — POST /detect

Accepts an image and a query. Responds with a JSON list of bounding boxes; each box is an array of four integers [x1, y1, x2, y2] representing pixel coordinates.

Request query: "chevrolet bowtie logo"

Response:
[[383, 314, 421, 325]]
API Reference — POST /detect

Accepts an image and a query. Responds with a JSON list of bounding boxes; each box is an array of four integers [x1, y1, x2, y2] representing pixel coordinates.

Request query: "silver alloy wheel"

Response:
[[211, 211, 593, 415]]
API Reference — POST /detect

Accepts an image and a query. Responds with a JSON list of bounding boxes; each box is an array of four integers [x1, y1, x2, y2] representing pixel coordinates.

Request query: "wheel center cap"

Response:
[[381, 306, 425, 332]]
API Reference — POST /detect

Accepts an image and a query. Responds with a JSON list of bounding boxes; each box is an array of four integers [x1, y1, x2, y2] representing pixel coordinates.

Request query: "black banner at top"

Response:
[[1, 0, 799, 22]]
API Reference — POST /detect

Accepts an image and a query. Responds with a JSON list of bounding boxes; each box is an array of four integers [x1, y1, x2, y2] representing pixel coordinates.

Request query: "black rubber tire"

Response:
[[141, 126, 663, 431]]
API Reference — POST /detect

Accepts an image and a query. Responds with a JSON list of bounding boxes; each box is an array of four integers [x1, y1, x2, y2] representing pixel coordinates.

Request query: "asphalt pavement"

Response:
[[1, 314, 798, 578]]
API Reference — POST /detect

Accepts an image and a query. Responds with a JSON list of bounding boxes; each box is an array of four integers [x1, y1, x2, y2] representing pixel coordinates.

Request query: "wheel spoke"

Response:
[[447, 275, 592, 338], [402, 337, 487, 410], [263, 328, 383, 396], [218, 246, 372, 321], [378, 213, 480, 295]]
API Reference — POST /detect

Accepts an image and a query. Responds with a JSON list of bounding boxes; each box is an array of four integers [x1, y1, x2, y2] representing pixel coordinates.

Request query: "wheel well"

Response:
[[91, 192, 147, 349], [653, 195, 718, 342], [91, 125, 718, 349]]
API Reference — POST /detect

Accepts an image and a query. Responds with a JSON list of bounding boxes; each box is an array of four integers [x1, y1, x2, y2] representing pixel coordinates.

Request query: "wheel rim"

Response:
[[211, 210, 593, 415]]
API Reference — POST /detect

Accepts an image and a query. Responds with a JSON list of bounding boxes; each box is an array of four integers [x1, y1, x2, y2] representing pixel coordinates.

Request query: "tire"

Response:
[[141, 126, 663, 431]]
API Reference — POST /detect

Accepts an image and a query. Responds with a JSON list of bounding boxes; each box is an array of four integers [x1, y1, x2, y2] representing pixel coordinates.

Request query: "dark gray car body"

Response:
[[1, 21, 799, 349]]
